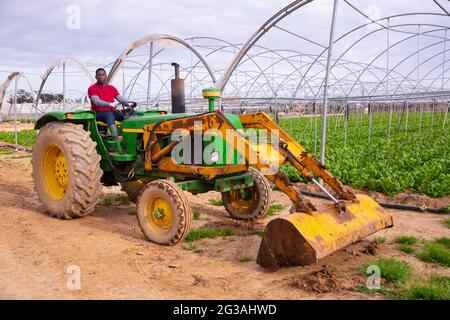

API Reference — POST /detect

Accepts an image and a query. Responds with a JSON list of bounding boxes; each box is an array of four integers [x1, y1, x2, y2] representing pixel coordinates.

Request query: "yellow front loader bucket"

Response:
[[257, 194, 393, 269], [232, 112, 394, 269]]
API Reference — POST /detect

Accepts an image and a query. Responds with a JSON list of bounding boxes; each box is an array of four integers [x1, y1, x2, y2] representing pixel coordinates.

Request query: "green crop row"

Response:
[[280, 111, 449, 197], [0, 130, 36, 147], [0, 111, 448, 198]]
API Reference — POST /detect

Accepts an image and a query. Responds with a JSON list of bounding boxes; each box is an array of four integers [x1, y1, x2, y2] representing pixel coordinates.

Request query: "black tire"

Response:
[[221, 167, 271, 220], [32, 122, 103, 219], [137, 179, 192, 245]]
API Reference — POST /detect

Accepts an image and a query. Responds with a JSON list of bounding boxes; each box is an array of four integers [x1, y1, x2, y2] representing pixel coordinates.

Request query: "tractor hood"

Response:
[[121, 112, 243, 131]]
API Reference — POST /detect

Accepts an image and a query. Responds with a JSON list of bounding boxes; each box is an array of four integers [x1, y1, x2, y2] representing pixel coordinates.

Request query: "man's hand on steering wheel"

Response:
[[121, 101, 137, 111], [118, 101, 137, 119]]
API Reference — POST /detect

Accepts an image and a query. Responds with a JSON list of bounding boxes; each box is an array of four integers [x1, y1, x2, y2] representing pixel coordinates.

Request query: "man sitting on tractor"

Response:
[[88, 68, 135, 139]]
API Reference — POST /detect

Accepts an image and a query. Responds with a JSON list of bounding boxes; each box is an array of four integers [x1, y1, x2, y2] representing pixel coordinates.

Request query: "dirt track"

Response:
[[0, 149, 449, 300]]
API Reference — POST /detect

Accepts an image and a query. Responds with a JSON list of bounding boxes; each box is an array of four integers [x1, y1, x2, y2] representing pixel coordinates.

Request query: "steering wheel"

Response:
[[118, 101, 137, 119], [121, 101, 137, 110]]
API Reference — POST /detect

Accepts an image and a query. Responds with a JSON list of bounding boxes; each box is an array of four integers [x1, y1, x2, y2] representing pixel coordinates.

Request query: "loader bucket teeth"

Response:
[[257, 194, 393, 269]]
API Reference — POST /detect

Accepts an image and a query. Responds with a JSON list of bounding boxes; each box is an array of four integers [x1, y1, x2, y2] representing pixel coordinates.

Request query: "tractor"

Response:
[[32, 64, 393, 269]]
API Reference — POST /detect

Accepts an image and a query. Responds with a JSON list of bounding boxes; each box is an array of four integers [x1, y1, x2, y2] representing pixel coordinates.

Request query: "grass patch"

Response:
[[362, 258, 412, 284], [12, 154, 32, 159], [356, 273, 450, 300], [358, 255, 449, 300], [193, 209, 201, 220], [433, 237, 450, 249], [355, 285, 400, 299], [239, 256, 252, 263], [404, 284, 449, 300], [402, 275, 450, 300], [416, 243, 450, 267], [267, 203, 286, 216], [398, 244, 416, 254], [101, 197, 114, 207], [394, 235, 419, 245], [443, 218, 450, 229], [252, 229, 264, 237], [101, 195, 130, 206], [185, 227, 234, 242], [0, 148, 14, 155], [429, 274, 450, 288], [127, 211, 137, 216], [185, 242, 198, 251], [209, 198, 224, 206], [373, 236, 386, 244]]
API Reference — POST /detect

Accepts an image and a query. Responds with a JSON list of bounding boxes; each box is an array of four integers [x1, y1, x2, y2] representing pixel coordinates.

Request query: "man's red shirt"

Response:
[[87, 83, 120, 112]]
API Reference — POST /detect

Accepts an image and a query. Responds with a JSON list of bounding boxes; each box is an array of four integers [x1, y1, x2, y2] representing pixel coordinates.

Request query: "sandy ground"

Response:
[[0, 149, 448, 300]]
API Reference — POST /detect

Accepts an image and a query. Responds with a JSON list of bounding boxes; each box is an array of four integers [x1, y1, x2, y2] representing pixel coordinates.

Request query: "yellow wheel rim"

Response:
[[145, 197, 173, 232], [229, 188, 256, 213], [41, 144, 69, 201]]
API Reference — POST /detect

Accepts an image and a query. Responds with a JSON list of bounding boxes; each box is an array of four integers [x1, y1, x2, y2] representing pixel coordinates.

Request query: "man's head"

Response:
[[95, 68, 107, 85]]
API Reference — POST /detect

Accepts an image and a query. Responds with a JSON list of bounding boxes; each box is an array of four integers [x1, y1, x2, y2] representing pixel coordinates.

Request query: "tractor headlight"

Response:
[[210, 151, 220, 163]]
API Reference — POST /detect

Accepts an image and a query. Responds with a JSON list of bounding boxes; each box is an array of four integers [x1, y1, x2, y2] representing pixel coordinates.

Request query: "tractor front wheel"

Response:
[[32, 122, 103, 219], [221, 167, 271, 220], [137, 179, 192, 245]]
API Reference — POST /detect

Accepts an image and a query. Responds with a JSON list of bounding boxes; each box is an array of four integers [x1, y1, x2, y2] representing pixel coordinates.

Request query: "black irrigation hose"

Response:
[[378, 202, 448, 214], [298, 189, 449, 215]]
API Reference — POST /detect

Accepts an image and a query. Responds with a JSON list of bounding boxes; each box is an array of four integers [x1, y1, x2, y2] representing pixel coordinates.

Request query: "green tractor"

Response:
[[32, 89, 270, 246], [32, 67, 392, 269]]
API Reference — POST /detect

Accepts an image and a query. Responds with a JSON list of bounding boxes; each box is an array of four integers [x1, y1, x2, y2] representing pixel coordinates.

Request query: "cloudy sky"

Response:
[[0, 0, 293, 68], [0, 0, 448, 96]]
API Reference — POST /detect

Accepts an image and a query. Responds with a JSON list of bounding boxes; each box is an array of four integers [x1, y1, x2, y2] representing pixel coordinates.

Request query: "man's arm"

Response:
[[111, 85, 129, 104], [90, 95, 116, 108], [115, 95, 129, 104]]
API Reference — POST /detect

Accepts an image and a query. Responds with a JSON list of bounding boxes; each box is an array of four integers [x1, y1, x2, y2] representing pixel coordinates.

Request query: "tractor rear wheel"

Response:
[[32, 122, 103, 219], [221, 167, 271, 220], [137, 179, 192, 245]]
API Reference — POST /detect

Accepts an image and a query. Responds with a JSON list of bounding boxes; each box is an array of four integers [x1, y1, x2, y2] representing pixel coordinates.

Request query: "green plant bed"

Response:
[[280, 112, 450, 197]]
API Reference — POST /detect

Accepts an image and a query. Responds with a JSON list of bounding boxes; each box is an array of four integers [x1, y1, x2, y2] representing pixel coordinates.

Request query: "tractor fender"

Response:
[[35, 110, 96, 130]]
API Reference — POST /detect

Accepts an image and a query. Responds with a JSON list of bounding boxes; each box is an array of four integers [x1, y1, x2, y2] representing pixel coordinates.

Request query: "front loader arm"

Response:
[[147, 111, 316, 212], [151, 111, 353, 213], [239, 112, 355, 201]]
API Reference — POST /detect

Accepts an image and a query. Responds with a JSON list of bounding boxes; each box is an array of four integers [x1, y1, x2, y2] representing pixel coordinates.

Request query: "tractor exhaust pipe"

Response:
[[171, 62, 185, 114]]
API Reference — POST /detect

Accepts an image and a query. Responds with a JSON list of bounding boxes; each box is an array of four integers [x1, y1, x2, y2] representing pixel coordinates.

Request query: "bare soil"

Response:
[[0, 149, 449, 300]]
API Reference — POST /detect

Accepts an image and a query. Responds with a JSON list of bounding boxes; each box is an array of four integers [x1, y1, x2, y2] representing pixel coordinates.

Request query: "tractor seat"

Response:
[[96, 121, 122, 127]]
